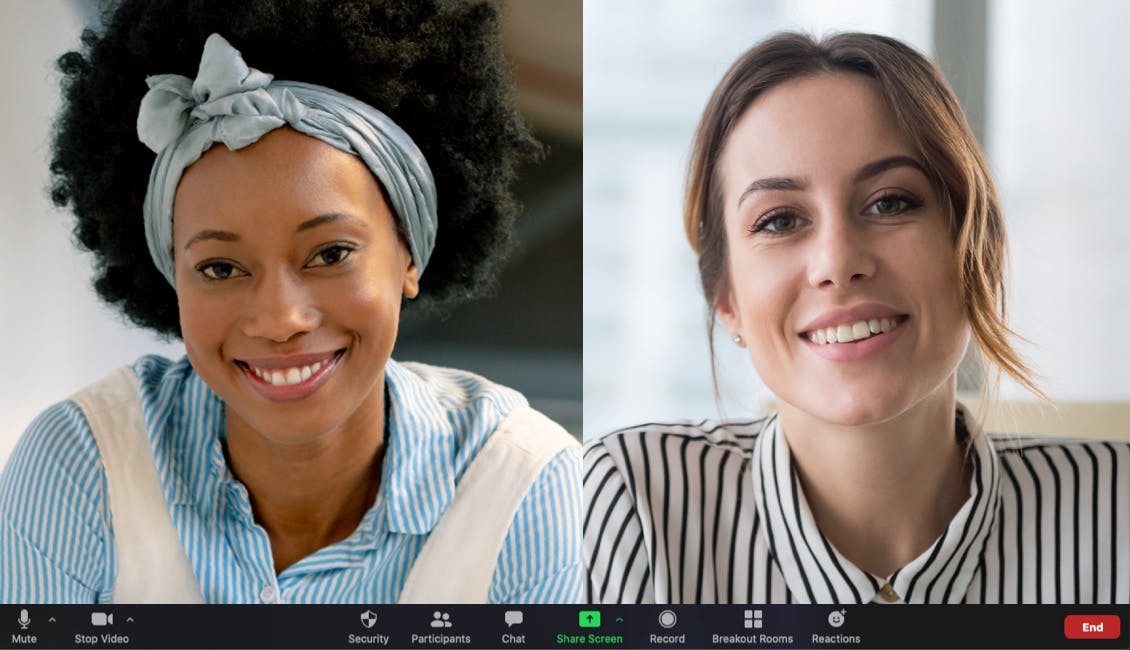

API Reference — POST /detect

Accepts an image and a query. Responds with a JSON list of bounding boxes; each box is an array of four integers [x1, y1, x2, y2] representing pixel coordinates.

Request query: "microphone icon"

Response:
[[18, 608, 30, 629]]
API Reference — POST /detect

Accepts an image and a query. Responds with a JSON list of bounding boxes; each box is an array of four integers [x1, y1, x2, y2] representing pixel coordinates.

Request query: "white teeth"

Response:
[[807, 318, 901, 345], [244, 356, 335, 387], [851, 321, 870, 340]]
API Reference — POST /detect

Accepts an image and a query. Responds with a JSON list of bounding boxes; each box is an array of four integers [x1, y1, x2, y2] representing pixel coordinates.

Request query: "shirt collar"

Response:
[[752, 404, 1001, 603], [159, 359, 227, 509], [381, 359, 459, 535], [166, 357, 492, 536]]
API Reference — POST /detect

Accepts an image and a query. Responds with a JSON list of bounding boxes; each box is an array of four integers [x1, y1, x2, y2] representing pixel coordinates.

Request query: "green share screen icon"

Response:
[[579, 611, 601, 628]]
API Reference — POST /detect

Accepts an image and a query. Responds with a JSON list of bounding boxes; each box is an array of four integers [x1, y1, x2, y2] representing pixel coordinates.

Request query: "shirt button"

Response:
[[879, 583, 900, 602], [260, 584, 277, 603]]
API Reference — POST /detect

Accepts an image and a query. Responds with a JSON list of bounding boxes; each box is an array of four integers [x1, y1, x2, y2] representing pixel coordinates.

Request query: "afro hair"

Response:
[[50, 0, 541, 338]]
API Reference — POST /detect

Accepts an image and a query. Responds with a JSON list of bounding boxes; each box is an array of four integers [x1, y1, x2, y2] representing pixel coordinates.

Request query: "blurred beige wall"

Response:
[[959, 399, 1130, 440]]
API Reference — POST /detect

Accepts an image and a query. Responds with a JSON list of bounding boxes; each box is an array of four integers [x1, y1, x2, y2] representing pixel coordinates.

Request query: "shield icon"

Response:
[[360, 610, 377, 629]]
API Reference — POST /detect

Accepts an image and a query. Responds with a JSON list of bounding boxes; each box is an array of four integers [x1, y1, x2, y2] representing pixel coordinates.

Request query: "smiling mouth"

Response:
[[234, 349, 346, 387], [802, 316, 908, 345]]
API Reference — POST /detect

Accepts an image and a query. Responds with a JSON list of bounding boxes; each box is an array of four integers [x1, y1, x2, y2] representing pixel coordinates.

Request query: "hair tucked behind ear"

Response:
[[50, 0, 540, 338]]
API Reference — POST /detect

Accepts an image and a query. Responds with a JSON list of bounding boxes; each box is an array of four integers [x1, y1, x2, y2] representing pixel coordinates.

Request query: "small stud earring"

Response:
[[732, 334, 744, 347]]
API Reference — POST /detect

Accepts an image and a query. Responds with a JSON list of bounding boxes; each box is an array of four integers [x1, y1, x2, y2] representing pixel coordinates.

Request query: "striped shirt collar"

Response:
[[752, 405, 1001, 603], [165, 358, 471, 537], [382, 359, 459, 535]]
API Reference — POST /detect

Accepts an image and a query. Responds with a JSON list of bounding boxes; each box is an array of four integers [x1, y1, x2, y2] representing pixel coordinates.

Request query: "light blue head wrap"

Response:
[[137, 33, 438, 286]]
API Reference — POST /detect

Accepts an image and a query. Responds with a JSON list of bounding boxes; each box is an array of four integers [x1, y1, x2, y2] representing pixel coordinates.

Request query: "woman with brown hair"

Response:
[[584, 32, 1129, 604]]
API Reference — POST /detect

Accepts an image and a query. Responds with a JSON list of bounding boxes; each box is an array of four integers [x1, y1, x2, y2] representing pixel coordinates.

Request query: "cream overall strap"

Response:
[[397, 406, 578, 603], [70, 366, 204, 603]]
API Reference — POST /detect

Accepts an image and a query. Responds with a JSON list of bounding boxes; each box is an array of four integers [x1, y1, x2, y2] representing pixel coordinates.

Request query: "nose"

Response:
[[240, 268, 320, 342], [806, 212, 877, 289]]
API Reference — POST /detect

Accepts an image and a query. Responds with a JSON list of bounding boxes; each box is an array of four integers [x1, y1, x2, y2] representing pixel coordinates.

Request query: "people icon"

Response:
[[430, 611, 452, 628]]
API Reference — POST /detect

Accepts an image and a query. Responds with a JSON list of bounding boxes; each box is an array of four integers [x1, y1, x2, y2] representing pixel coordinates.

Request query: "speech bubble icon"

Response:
[[504, 611, 524, 627]]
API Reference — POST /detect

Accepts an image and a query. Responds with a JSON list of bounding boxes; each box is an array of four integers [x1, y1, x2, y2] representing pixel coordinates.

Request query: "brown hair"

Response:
[[685, 32, 1042, 399]]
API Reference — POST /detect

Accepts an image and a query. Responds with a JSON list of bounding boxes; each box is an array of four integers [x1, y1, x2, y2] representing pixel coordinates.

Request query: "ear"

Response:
[[715, 288, 742, 341], [402, 260, 420, 299]]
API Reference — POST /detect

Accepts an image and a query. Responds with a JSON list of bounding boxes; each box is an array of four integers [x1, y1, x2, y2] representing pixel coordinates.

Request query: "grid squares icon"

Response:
[[743, 609, 763, 629]]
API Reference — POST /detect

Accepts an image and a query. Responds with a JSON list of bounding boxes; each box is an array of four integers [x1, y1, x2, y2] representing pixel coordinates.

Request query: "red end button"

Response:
[[1064, 615, 1120, 640]]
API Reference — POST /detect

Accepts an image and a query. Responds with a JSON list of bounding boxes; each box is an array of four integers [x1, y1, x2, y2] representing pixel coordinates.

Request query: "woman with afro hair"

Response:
[[0, 0, 581, 604]]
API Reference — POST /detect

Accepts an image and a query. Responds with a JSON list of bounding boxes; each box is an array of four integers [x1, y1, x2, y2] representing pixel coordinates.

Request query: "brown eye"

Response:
[[865, 193, 921, 216], [308, 245, 355, 267], [197, 261, 244, 280]]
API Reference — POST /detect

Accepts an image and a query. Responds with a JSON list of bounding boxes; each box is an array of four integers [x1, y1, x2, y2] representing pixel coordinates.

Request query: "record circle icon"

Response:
[[658, 609, 677, 629]]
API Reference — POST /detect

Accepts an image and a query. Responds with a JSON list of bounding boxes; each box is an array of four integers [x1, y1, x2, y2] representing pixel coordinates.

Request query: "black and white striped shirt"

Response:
[[584, 411, 1130, 604]]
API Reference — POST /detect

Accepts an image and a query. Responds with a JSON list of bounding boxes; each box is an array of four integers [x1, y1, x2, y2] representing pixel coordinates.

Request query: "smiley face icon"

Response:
[[828, 610, 845, 628]]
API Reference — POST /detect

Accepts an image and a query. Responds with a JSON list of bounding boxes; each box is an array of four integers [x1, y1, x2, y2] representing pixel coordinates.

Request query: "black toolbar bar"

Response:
[[2, 604, 1126, 649]]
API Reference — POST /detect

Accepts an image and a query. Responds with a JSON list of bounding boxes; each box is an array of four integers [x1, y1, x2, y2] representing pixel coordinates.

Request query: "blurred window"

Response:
[[987, 0, 1130, 403], [585, 0, 1130, 439]]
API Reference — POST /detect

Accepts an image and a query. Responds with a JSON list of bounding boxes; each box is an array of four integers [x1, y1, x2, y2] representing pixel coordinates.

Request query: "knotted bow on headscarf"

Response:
[[137, 33, 437, 286]]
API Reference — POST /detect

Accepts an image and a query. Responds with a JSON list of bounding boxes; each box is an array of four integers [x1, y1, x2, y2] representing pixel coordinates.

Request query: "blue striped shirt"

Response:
[[1, 355, 582, 604]]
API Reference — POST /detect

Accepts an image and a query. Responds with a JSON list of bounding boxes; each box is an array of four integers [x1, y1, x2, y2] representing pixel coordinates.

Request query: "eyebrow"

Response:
[[296, 212, 360, 232], [736, 176, 808, 207], [735, 155, 929, 208], [182, 213, 362, 251], [182, 229, 240, 251], [853, 155, 928, 184]]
